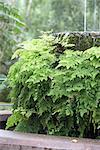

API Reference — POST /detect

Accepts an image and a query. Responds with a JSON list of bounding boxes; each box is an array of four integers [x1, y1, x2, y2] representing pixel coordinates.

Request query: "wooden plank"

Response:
[[0, 110, 12, 122], [0, 130, 100, 150], [0, 103, 13, 110]]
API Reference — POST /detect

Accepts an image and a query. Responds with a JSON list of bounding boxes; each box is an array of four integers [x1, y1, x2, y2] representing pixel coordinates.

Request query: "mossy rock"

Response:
[[67, 33, 93, 51], [54, 32, 100, 51]]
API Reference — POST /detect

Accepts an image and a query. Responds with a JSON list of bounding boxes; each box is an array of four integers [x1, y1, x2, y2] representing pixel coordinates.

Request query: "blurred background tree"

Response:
[[8, 0, 100, 38], [0, 1, 25, 74], [0, 1, 25, 101], [2, 0, 100, 39]]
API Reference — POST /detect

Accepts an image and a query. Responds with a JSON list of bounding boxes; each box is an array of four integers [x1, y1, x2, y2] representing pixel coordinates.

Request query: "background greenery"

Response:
[[0, 1, 25, 101], [2, 0, 100, 38]]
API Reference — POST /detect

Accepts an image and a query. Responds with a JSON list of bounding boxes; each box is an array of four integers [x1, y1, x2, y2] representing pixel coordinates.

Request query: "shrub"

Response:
[[6, 34, 100, 138]]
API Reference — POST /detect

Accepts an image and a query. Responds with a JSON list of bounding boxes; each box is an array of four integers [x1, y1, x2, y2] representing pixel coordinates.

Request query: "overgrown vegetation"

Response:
[[6, 34, 100, 138]]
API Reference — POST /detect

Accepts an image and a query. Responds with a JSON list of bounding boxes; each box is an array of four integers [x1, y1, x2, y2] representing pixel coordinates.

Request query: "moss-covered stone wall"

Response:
[[54, 32, 100, 51]]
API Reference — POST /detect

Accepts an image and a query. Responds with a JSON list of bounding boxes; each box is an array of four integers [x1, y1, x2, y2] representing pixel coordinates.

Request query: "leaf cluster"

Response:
[[6, 34, 100, 138]]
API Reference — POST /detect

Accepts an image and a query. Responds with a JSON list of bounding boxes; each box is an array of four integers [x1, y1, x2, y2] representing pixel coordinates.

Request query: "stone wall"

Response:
[[54, 32, 100, 51]]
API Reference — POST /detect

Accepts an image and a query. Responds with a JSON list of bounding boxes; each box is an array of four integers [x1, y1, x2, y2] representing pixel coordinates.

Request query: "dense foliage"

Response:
[[6, 34, 100, 138]]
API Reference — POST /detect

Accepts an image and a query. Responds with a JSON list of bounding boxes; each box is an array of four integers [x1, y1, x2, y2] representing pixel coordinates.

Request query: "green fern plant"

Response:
[[6, 34, 100, 138]]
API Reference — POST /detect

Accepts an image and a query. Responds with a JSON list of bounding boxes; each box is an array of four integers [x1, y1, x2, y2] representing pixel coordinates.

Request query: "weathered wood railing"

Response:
[[0, 129, 100, 150], [0, 110, 12, 129]]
